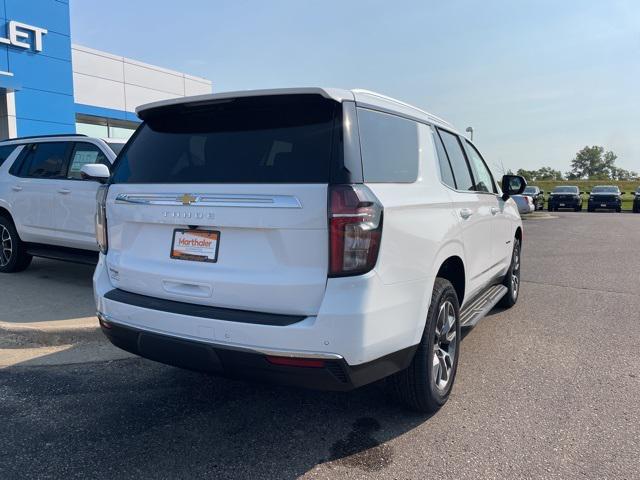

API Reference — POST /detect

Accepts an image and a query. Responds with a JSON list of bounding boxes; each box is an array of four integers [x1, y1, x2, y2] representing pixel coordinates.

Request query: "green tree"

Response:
[[568, 146, 622, 180], [569, 146, 604, 179]]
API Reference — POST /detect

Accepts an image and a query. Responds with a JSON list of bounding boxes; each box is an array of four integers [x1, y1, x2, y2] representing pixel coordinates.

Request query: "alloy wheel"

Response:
[[432, 300, 457, 391], [0, 225, 13, 267], [511, 244, 521, 300]]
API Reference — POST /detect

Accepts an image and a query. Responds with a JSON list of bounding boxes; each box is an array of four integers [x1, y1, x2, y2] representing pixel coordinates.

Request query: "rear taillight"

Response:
[[329, 184, 383, 277], [96, 185, 109, 254]]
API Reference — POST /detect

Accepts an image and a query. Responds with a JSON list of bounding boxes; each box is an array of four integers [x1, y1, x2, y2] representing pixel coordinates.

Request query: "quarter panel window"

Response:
[[0, 145, 16, 167], [357, 108, 419, 183], [438, 129, 474, 191], [19, 142, 70, 179], [67, 143, 109, 179], [465, 141, 497, 193]]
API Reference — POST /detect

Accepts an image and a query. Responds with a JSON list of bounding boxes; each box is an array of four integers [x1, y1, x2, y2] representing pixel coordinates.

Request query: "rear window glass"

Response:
[[553, 187, 579, 193], [591, 186, 618, 193], [357, 108, 419, 183], [0, 145, 16, 167], [111, 95, 339, 184]]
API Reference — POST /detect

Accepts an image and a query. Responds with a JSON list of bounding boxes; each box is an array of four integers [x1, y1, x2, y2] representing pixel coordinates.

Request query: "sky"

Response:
[[71, 0, 640, 175]]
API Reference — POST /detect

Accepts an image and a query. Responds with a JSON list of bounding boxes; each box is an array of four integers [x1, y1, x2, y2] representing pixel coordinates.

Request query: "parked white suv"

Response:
[[93, 88, 525, 412], [0, 134, 123, 272]]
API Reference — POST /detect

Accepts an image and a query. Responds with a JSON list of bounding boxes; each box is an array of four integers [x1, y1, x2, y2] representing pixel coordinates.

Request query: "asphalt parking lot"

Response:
[[1, 212, 639, 479]]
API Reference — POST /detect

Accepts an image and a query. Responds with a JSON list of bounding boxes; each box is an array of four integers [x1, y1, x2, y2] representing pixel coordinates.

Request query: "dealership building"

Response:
[[0, 0, 212, 141]]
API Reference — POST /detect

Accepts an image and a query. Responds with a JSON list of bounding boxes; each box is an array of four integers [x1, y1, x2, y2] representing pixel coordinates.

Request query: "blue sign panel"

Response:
[[0, 0, 75, 136]]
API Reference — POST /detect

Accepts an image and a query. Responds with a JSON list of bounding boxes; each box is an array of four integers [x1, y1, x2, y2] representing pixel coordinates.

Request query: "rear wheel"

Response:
[[498, 238, 521, 309], [388, 278, 461, 413], [0, 216, 32, 273], [616, 207, 622, 213]]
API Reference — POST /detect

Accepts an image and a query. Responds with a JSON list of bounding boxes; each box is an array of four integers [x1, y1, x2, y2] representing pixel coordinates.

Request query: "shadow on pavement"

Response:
[[0, 351, 433, 479], [0, 258, 96, 323]]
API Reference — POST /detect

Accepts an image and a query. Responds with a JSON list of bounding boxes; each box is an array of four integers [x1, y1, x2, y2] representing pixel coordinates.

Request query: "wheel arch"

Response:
[[435, 256, 465, 307]]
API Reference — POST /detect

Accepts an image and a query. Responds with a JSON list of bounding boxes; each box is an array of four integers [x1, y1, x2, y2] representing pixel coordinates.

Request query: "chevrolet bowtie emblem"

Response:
[[180, 194, 197, 206]]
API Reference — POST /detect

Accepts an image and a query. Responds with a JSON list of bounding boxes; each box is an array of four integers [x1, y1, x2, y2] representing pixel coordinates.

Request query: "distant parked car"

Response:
[[522, 186, 545, 210], [548, 186, 583, 212], [587, 185, 623, 212], [632, 187, 640, 213], [513, 195, 535, 214]]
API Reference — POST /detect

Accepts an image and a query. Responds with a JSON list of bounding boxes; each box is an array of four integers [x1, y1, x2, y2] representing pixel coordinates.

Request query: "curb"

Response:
[[0, 319, 103, 348]]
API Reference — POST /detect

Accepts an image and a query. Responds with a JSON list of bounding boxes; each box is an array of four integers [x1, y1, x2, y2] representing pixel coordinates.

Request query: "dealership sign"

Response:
[[0, 21, 48, 52]]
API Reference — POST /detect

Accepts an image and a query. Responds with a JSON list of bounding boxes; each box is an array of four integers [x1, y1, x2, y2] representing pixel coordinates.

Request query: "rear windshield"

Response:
[[591, 186, 618, 193], [111, 95, 339, 184], [553, 186, 579, 193]]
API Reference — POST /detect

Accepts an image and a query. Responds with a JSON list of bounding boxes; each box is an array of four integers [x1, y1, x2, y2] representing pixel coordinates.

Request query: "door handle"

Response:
[[459, 208, 473, 219], [491, 207, 500, 215], [58, 189, 71, 194], [11, 185, 22, 192]]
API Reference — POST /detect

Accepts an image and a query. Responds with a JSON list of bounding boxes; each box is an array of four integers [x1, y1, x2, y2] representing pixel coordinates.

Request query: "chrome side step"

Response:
[[459, 284, 508, 328]]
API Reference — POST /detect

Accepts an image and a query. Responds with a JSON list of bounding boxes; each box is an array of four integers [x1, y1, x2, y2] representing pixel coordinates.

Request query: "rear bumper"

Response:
[[99, 316, 416, 391], [93, 253, 430, 371], [588, 201, 621, 209], [549, 198, 580, 208]]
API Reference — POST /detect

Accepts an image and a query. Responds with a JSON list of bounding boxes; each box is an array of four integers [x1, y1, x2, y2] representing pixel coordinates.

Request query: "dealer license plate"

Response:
[[171, 229, 220, 263]]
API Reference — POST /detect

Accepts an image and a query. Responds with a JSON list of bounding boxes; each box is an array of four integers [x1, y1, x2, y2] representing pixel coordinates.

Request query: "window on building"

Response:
[[75, 114, 139, 140]]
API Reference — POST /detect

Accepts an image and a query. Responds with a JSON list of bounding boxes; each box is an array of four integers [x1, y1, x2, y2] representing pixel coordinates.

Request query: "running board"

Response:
[[459, 284, 508, 328], [25, 244, 98, 265]]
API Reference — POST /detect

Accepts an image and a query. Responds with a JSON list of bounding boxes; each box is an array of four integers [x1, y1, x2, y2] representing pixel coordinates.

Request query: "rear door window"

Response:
[[111, 95, 339, 184], [357, 108, 419, 183], [18, 142, 71, 179], [438, 129, 475, 191]]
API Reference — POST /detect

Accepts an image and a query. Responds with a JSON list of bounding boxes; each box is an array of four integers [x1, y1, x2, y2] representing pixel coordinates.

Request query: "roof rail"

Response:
[[0, 133, 88, 143], [351, 89, 454, 128]]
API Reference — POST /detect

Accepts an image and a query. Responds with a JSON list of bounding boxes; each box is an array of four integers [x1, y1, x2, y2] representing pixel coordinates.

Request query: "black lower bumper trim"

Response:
[[100, 321, 418, 391], [104, 289, 306, 326]]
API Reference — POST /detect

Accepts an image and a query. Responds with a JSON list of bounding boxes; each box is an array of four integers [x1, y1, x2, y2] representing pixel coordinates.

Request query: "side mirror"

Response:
[[80, 164, 110, 183], [621, 192, 626, 195], [501, 175, 526, 200]]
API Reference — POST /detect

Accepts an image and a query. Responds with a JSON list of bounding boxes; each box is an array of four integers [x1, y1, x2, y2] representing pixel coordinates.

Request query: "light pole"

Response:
[[465, 126, 474, 141]]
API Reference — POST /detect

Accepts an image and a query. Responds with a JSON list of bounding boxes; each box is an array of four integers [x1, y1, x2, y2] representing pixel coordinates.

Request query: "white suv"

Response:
[[0, 134, 123, 272], [93, 88, 525, 412]]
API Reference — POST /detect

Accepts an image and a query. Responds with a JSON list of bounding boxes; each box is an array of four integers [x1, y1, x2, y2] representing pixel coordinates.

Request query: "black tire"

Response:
[[498, 238, 521, 309], [588, 207, 594, 212], [616, 207, 621, 213], [388, 278, 461, 413], [0, 215, 32, 273], [548, 206, 553, 212]]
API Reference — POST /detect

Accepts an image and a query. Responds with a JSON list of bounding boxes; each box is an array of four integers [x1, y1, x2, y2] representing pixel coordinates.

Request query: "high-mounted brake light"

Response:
[[96, 185, 109, 254], [329, 184, 383, 277]]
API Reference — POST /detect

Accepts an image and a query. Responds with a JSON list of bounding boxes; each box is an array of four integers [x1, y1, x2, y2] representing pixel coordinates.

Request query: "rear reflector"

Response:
[[266, 356, 325, 368]]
